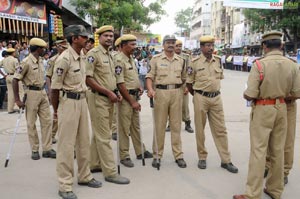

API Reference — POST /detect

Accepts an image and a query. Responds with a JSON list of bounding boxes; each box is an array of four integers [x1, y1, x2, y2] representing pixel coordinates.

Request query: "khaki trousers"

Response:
[[88, 93, 117, 177], [52, 119, 58, 138], [118, 95, 145, 160], [57, 96, 92, 192], [245, 102, 287, 199], [182, 93, 190, 122], [193, 93, 231, 163], [25, 89, 52, 152], [6, 76, 24, 112], [153, 88, 183, 159], [266, 101, 297, 177]]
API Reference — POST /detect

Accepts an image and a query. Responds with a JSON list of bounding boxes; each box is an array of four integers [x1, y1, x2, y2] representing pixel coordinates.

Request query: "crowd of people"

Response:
[[0, 25, 299, 199]]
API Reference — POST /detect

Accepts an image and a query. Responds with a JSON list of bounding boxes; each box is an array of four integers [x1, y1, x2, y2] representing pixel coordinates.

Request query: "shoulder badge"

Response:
[[87, 56, 95, 64], [187, 66, 193, 75], [16, 66, 23, 74], [115, 65, 122, 75], [56, 68, 64, 76]]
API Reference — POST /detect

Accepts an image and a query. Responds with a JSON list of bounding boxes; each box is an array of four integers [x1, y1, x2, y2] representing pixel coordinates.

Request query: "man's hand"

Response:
[[15, 99, 25, 109], [117, 94, 123, 102], [183, 87, 189, 95], [107, 91, 118, 103], [131, 101, 141, 111], [139, 87, 144, 96], [53, 112, 58, 120], [147, 89, 155, 98]]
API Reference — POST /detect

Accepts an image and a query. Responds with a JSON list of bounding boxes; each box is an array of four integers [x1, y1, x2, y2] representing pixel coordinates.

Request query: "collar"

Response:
[[98, 44, 110, 55], [69, 46, 80, 61], [161, 52, 178, 61], [200, 54, 216, 63], [265, 50, 283, 57], [29, 53, 38, 63]]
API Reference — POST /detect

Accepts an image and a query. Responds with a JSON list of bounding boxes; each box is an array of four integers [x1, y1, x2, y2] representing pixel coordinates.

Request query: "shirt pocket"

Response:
[[100, 61, 111, 74], [69, 68, 82, 85], [195, 67, 207, 80], [157, 66, 168, 80], [174, 64, 182, 78], [214, 66, 222, 79]]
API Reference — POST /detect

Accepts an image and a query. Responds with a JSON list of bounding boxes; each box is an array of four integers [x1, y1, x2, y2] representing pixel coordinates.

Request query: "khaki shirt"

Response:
[[51, 46, 87, 93], [186, 54, 223, 92], [85, 44, 116, 91], [245, 50, 300, 99], [114, 52, 140, 89], [14, 53, 45, 87], [46, 54, 60, 78], [2, 56, 18, 74], [146, 52, 185, 85]]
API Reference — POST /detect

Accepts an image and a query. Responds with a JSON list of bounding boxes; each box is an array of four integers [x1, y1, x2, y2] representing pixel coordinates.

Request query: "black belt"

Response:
[[28, 85, 44, 91], [63, 91, 85, 100], [195, 90, 220, 98], [128, 89, 139, 95], [156, 84, 182, 90], [91, 89, 119, 98], [7, 73, 14, 75]]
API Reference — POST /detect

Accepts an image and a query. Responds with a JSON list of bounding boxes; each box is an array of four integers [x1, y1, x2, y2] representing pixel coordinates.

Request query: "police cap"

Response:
[[163, 34, 176, 42], [95, 25, 114, 35], [121, 34, 137, 42], [175, 40, 182, 45], [29, 38, 47, 47], [199, 35, 215, 44], [114, 37, 122, 46], [6, 48, 15, 53], [261, 31, 282, 42], [64, 25, 89, 37], [55, 39, 68, 48]]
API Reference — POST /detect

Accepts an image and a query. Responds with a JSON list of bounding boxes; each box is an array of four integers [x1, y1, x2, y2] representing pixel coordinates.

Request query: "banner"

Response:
[[223, 0, 285, 9], [231, 23, 245, 48], [0, 0, 46, 24], [297, 49, 300, 64], [146, 34, 162, 46]]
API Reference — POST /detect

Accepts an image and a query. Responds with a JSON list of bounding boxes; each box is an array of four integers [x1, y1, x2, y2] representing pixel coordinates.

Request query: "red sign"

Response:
[[0, 0, 46, 24]]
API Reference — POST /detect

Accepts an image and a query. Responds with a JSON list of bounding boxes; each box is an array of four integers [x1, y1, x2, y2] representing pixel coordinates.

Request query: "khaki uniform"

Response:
[[46, 54, 62, 139], [266, 101, 297, 177], [146, 52, 185, 159], [243, 50, 300, 199], [186, 54, 230, 163], [85, 44, 118, 177], [2, 56, 24, 112], [14, 54, 52, 152], [180, 52, 191, 122], [111, 51, 120, 134], [51, 47, 92, 192], [115, 52, 146, 160]]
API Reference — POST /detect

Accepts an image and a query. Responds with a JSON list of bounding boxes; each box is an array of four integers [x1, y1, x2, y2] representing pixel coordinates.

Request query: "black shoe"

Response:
[[284, 176, 288, 185], [31, 151, 40, 160], [52, 137, 57, 144], [264, 169, 269, 178], [198, 160, 206, 169], [105, 175, 130, 184], [137, 150, 153, 159], [165, 125, 170, 132], [78, 178, 102, 188], [58, 191, 78, 199], [8, 110, 17, 114], [90, 168, 102, 173], [42, 149, 56, 158], [152, 158, 161, 168], [112, 132, 117, 141], [120, 158, 134, 168], [185, 120, 194, 133], [263, 188, 275, 199], [221, 162, 238, 173], [175, 158, 187, 168]]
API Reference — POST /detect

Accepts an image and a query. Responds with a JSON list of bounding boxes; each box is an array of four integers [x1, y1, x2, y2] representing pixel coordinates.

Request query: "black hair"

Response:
[[66, 35, 79, 45], [29, 45, 40, 52], [2, 50, 7, 57], [262, 39, 282, 49]]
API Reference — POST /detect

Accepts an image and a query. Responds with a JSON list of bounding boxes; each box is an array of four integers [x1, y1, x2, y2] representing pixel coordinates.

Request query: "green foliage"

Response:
[[70, 0, 167, 32], [174, 7, 192, 35]]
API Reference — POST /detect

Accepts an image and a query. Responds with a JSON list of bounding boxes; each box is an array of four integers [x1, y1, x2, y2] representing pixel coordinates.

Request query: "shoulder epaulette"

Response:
[[287, 57, 297, 63], [252, 56, 263, 63], [152, 53, 162, 59], [191, 56, 200, 62]]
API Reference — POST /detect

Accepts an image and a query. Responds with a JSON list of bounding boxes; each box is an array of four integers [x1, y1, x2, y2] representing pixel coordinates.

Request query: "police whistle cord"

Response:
[[116, 101, 121, 174], [5, 94, 27, 168], [150, 98, 160, 170]]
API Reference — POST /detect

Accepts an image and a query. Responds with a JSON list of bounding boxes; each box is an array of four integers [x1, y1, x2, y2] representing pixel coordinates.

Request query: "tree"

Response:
[[70, 0, 167, 33], [243, 1, 300, 51], [174, 7, 192, 37]]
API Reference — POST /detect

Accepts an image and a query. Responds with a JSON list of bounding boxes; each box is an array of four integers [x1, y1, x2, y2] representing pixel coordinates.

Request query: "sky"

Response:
[[145, 0, 195, 36]]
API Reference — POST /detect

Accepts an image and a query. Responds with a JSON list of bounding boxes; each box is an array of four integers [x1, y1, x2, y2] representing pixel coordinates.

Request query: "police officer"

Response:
[[115, 34, 152, 168], [46, 40, 68, 144], [13, 38, 56, 160], [1, 48, 17, 113], [186, 36, 238, 173], [233, 31, 300, 199], [85, 25, 129, 184], [146, 34, 187, 168], [51, 25, 102, 199]]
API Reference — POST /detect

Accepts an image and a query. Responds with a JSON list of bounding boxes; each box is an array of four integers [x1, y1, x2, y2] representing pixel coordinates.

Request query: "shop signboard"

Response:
[[223, 0, 285, 9], [0, 0, 46, 24]]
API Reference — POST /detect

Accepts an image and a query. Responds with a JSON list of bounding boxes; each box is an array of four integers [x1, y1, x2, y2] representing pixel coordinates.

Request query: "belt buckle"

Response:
[[208, 93, 212, 98], [75, 93, 80, 100]]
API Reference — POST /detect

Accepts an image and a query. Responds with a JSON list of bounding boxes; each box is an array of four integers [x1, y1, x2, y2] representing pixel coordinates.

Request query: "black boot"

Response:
[[185, 120, 194, 133]]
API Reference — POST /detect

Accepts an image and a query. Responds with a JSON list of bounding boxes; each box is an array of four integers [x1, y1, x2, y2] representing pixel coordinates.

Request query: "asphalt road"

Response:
[[0, 70, 299, 199]]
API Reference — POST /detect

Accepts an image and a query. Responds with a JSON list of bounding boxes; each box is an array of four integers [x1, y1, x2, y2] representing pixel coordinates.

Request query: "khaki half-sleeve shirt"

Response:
[[186, 54, 223, 92], [51, 46, 87, 92]]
